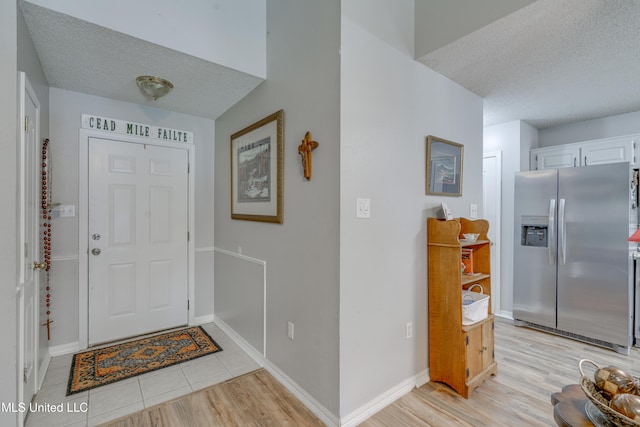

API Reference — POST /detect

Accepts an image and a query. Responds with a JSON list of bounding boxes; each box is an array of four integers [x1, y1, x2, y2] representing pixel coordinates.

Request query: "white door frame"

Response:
[[483, 151, 502, 316], [78, 129, 195, 349]]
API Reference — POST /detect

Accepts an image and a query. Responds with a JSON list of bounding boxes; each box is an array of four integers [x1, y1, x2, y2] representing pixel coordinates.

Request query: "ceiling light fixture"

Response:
[[135, 75, 174, 100]]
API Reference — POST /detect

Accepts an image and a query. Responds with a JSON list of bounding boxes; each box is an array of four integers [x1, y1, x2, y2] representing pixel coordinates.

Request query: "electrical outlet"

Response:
[[287, 321, 295, 340], [406, 322, 413, 339]]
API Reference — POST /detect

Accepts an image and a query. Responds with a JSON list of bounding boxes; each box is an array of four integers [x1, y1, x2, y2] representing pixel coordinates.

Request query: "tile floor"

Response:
[[25, 323, 261, 427]]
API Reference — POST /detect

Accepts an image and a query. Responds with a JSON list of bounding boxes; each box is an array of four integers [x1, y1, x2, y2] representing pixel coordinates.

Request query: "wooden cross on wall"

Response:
[[298, 131, 319, 181]]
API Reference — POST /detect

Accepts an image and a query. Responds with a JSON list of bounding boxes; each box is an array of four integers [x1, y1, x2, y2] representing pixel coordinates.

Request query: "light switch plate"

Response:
[[469, 203, 478, 219], [356, 198, 371, 219]]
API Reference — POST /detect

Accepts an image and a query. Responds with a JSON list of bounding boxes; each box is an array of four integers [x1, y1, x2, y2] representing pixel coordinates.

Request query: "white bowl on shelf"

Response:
[[463, 233, 479, 242]]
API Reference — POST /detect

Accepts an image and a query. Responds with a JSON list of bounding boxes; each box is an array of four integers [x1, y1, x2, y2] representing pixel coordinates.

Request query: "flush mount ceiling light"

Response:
[[135, 75, 174, 100]]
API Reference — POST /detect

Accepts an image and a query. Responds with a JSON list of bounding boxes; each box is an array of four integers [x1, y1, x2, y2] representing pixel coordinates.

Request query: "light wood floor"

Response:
[[100, 368, 325, 427], [362, 318, 640, 426], [102, 319, 640, 426]]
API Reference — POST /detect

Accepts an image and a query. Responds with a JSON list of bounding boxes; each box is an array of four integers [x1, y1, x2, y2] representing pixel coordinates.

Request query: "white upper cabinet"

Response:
[[530, 145, 580, 170], [531, 134, 638, 170], [581, 137, 636, 167]]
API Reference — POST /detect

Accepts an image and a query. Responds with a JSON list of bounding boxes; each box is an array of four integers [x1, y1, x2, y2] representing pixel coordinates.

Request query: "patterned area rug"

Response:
[[67, 326, 222, 395]]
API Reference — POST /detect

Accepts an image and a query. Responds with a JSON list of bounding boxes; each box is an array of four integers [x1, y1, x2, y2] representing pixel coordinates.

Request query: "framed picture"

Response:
[[426, 135, 463, 196], [230, 110, 284, 223]]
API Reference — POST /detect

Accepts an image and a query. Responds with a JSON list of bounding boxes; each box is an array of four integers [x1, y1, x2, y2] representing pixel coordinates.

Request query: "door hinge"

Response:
[[465, 335, 469, 346], [188, 163, 190, 173], [466, 368, 469, 378], [24, 116, 28, 133], [187, 300, 190, 310], [23, 368, 27, 383], [187, 231, 190, 242]]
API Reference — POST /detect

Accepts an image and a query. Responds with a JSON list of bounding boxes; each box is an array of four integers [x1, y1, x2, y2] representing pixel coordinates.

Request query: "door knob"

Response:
[[33, 261, 47, 270], [92, 233, 101, 241], [91, 248, 101, 256]]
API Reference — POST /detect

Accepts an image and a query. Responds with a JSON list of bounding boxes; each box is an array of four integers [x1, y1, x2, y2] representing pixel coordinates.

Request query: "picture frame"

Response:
[[426, 135, 463, 196], [230, 110, 284, 223]]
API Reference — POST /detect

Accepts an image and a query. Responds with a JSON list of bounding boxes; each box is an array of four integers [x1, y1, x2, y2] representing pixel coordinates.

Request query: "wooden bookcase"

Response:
[[427, 217, 497, 398]]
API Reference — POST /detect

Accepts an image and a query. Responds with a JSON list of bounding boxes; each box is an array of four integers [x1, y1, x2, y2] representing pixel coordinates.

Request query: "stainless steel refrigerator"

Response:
[[513, 162, 637, 354]]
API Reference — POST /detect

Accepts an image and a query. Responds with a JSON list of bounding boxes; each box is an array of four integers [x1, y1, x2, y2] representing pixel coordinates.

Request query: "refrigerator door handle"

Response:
[[549, 199, 556, 265], [559, 198, 566, 265]]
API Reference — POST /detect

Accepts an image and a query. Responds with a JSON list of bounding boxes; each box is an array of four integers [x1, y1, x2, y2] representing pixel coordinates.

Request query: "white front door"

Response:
[[19, 72, 40, 415], [88, 137, 189, 345]]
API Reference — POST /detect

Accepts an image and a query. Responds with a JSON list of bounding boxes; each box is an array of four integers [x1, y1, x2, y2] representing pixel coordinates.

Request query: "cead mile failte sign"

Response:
[[81, 114, 194, 144]]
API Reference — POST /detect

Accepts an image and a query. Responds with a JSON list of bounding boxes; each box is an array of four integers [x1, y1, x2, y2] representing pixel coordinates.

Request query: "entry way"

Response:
[[88, 137, 189, 345]]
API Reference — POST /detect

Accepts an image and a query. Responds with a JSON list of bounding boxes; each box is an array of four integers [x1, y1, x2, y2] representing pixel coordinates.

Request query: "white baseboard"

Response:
[[263, 358, 339, 427], [49, 341, 81, 357], [213, 316, 339, 427], [495, 310, 513, 320], [213, 315, 264, 361], [415, 369, 430, 388], [191, 314, 214, 326], [339, 370, 428, 427]]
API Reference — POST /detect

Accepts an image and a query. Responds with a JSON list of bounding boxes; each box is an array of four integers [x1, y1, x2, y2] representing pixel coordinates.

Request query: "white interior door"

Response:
[[88, 137, 189, 345], [18, 72, 40, 415], [483, 152, 501, 315]]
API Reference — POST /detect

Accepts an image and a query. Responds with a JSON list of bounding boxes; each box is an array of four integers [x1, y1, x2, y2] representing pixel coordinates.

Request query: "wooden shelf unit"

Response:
[[427, 217, 497, 398]]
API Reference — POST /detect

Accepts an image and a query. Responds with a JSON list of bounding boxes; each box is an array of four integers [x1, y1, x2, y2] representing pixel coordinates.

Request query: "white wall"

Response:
[[538, 110, 640, 147], [483, 120, 537, 316], [340, 0, 484, 418], [214, 0, 341, 418], [23, 0, 266, 78], [48, 88, 215, 347], [0, 0, 18, 424]]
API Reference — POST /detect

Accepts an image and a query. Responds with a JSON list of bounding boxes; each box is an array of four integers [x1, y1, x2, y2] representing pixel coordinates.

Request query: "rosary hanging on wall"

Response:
[[41, 138, 53, 340]]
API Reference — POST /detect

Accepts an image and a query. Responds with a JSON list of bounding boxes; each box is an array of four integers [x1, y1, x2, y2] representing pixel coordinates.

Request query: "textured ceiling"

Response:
[[20, 1, 264, 120], [21, 1, 640, 129], [417, 0, 640, 129]]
